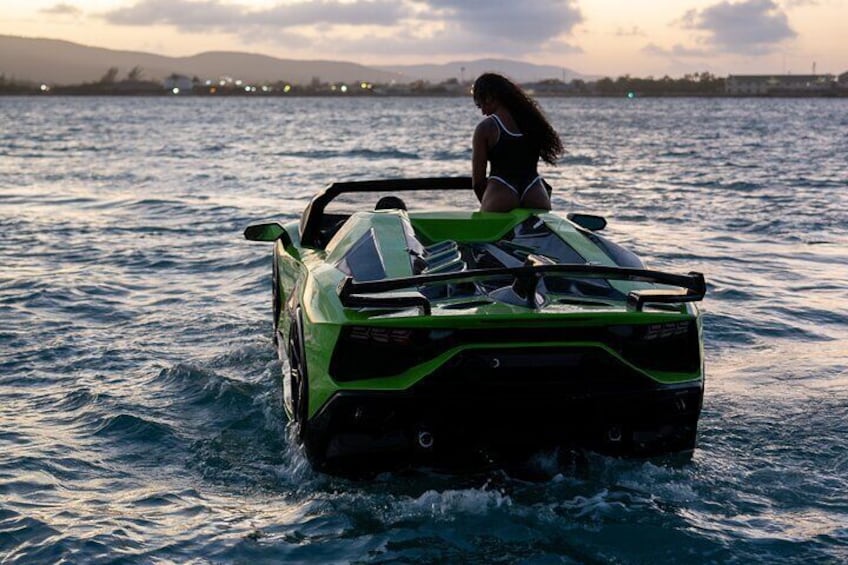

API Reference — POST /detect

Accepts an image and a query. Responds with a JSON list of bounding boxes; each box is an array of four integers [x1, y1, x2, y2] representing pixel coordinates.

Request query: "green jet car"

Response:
[[245, 177, 706, 475]]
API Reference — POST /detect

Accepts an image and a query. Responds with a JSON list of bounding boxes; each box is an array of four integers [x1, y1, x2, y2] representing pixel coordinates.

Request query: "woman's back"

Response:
[[487, 114, 541, 198], [471, 73, 561, 212]]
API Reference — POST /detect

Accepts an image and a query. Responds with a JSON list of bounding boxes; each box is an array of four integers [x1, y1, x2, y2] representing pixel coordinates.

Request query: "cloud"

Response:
[[99, 0, 583, 59], [679, 0, 796, 54], [421, 0, 583, 45], [40, 3, 83, 16], [102, 0, 408, 30], [781, 0, 820, 7], [104, 0, 246, 29], [615, 26, 646, 37], [258, 2, 408, 27], [288, 29, 583, 60], [544, 39, 583, 55], [641, 43, 711, 58]]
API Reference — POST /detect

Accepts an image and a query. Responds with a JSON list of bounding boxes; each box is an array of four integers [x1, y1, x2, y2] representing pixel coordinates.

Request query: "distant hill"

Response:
[[0, 35, 406, 86], [0, 35, 593, 87], [378, 58, 592, 83]]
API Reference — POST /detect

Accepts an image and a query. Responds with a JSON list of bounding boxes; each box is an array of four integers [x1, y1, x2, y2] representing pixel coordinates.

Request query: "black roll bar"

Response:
[[299, 176, 472, 247]]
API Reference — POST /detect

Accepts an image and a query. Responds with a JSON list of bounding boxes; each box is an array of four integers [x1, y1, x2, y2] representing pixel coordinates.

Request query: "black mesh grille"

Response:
[[412, 346, 655, 396]]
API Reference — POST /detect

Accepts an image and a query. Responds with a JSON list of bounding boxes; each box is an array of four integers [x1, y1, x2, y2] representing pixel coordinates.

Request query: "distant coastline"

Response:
[[3, 73, 848, 98], [3, 35, 847, 98]]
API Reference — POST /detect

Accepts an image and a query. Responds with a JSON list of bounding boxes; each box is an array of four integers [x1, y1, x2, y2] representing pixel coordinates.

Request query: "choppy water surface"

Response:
[[1, 96, 846, 563]]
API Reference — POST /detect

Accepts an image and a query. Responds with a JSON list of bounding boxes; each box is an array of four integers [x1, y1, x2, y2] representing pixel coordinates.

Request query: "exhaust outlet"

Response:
[[608, 426, 622, 442], [417, 430, 434, 449]]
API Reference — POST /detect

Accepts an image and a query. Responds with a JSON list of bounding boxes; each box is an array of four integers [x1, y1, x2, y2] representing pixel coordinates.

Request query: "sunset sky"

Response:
[[4, 0, 846, 77]]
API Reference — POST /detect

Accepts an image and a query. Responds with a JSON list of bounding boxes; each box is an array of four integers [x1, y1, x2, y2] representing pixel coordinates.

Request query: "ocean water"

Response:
[[1, 95, 846, 564]]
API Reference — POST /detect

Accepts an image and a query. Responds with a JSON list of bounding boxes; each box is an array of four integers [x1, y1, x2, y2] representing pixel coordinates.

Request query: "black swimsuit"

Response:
[[487, 115, 542, 198]]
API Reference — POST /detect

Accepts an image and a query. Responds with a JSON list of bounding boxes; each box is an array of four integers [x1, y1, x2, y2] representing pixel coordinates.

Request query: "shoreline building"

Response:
[[726, 74, 837, 95]]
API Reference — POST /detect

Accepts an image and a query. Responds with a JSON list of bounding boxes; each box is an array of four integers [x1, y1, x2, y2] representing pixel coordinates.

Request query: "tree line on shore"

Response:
[[0, 68, 728, 96]]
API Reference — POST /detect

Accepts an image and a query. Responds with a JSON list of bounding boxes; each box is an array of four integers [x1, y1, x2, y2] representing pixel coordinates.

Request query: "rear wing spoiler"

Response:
[[338, 264, 706, 315]]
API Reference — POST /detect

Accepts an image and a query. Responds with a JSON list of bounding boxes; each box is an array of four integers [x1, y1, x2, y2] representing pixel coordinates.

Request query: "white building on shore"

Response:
[[163, 74, 194, 92]]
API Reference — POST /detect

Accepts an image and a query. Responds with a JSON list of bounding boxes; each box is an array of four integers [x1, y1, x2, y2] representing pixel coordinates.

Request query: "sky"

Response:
[[3, 0, 846, 77]]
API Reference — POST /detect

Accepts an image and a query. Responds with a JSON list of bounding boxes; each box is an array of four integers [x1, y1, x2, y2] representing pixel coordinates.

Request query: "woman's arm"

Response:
[[471, 120, 491, 202]]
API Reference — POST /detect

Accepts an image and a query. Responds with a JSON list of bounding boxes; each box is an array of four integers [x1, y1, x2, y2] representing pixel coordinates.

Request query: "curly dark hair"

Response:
[[472, 73, 563, 165]]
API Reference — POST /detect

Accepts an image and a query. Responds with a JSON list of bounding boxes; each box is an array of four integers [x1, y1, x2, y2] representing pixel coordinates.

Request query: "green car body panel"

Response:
[[246, 177, 706, 474]]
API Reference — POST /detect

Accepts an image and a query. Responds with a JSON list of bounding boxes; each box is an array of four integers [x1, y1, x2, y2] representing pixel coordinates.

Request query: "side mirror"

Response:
[[567, 213, 607, 231], [244, 222, 291, 245]]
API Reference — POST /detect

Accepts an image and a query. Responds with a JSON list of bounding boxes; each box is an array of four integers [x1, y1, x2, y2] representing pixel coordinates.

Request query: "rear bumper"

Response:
[[302, 346, 703, 474]]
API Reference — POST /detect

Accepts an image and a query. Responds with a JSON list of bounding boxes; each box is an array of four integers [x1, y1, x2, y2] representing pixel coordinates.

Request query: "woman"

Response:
[[471, 73, 563, 212]]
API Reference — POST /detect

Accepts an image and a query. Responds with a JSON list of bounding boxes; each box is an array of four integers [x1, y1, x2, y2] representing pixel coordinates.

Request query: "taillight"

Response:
[[331, 326, 442, 381], [348, 327, 414, 346], [614, 320, 700, 373]]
